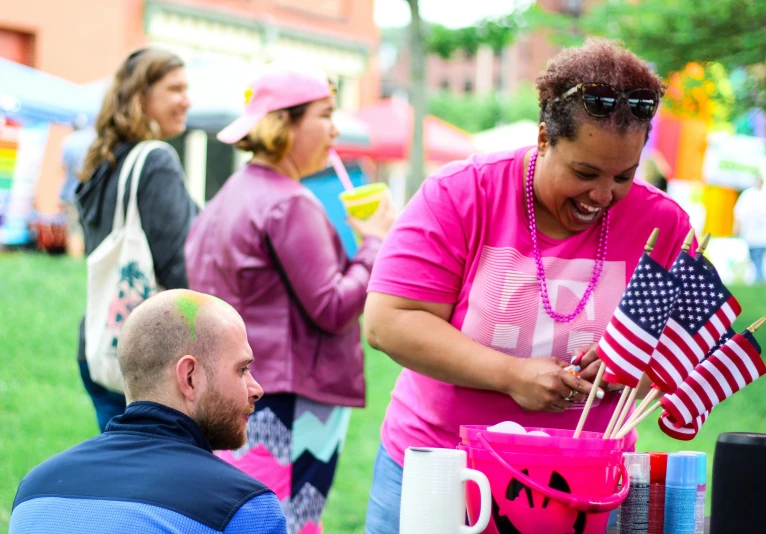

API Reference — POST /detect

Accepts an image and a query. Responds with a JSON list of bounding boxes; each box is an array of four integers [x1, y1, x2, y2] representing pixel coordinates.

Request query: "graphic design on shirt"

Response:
[[462, 246, 626, 361]]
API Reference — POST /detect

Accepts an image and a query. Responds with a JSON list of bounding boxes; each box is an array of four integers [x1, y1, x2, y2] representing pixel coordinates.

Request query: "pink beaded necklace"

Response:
[[526, 150, 610, 323]]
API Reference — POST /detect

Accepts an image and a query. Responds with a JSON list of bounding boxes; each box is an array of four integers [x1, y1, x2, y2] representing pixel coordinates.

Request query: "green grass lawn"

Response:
[[1, 253, 765, 532]]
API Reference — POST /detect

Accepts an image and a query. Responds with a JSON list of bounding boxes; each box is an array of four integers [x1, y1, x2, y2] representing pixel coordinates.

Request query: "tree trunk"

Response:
[[406, 0, 426, 200]]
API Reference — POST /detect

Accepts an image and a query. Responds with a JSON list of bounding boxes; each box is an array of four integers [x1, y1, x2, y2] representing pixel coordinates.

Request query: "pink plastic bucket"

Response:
[[459, 426, 628, 534], [460, 425, 624, 457]]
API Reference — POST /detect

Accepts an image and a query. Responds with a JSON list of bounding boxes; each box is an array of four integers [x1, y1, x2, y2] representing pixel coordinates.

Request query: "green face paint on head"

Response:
[[176, 296, 201, 339]]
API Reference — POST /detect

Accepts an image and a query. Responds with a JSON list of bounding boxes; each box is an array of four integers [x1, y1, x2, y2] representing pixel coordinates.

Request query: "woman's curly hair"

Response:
[[536, 38, 666, 145]]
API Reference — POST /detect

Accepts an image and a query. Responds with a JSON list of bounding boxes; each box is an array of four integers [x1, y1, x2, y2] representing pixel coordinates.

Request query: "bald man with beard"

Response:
[[11, 290, 288, 534]]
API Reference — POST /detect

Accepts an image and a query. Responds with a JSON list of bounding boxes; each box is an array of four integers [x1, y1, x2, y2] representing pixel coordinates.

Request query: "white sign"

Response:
[[703, 132, 765, 191]]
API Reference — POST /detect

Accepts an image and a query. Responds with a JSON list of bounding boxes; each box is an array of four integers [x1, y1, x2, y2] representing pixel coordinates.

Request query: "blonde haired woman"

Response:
[[185, 62, 394, 534], [76, 48, 198, 432]]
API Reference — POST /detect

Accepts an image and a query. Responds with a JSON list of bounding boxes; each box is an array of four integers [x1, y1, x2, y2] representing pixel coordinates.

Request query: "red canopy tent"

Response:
[[334, 98, 476, 163]]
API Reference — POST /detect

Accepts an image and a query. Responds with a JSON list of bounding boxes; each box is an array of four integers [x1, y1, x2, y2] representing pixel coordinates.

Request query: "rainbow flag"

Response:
[[0, 118, 20, 227]]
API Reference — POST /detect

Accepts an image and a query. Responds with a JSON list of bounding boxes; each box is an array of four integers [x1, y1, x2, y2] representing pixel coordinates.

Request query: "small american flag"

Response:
[[596, 252, 681, 388], [658, 409, 709, 441], [646, 252, 741, 392], [660, 330, 764, 425], [705, 327, 736, 361]]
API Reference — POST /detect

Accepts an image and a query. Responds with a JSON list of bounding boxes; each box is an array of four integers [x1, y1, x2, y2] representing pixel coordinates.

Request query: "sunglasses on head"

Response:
[[553, 83, 659, 120]]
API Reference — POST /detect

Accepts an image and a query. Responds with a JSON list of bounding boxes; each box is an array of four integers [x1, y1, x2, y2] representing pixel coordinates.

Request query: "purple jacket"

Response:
[[184, 164, 380, 407]]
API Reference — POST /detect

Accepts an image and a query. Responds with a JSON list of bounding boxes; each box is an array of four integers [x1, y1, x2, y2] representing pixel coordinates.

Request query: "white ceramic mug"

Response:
[[400, 447, 491, 534]]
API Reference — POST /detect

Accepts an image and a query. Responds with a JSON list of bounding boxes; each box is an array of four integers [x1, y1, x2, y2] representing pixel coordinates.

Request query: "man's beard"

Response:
[[194, 387, 253, 451]]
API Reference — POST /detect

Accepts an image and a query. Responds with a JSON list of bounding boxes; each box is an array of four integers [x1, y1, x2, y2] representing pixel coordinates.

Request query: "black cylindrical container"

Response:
[[711, 432, 766, 533]]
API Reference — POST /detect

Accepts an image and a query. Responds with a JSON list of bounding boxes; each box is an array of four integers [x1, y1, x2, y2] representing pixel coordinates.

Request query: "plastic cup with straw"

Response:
[[330, 149, 390, 243]]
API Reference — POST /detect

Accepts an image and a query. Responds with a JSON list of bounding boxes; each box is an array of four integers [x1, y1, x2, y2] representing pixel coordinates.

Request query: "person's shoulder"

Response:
[[430, 150, 519, 183], [623, 179, 689, 220], [142, 142, 183, 172], [13, 437, 103, 508], [224, 491, 287, 533], [422, 149, 524, 201]]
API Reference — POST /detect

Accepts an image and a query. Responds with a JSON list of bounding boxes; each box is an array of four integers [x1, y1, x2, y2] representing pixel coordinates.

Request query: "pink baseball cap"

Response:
[[217, 61, 333, 144]]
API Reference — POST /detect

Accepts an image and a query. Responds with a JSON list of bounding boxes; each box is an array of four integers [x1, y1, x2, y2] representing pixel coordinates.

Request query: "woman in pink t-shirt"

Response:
[[363, 39, 695, 533]]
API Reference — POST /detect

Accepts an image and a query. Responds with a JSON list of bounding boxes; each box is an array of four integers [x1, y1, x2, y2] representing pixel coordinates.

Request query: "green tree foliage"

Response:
[[424, 5, 573, 58], [427, 83, 540, 133], [583, 0, 766, 76]]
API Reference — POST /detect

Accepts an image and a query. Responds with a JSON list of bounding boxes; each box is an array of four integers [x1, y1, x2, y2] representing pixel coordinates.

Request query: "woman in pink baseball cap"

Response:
[[185, 61, 394, 533]]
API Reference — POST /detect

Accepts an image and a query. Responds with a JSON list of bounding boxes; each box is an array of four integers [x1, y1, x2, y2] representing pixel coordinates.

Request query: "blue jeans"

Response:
[[366, 443, 403, 534], [365, 441, 618, 532], [750, 247, 765, 283], [78, 360, 126, 432]]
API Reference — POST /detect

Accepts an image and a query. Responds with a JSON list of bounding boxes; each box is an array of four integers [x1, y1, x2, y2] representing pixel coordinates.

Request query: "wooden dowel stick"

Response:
[[696, 233, 711, 256], [614, 386, 639, 436], [748, 317, 766, 333], [681, 229, 695, 252], [574, 362, 605, 438], [645, 228, 659, 253], [603, 386, 630, 439], [615, 401, 662, 439], [624, 388, 661, 427]]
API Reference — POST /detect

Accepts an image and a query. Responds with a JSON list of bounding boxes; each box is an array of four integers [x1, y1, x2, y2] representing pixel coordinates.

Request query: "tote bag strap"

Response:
[[112, 142, 149, 231], [123, 141, 168, 229]]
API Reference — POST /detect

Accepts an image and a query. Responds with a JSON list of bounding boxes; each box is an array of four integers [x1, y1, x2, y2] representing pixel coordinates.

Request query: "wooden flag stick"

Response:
[[603, 386, 631, 439], [748, 317, 766, 333], [624, 387, 661, 427], [681, 229, 695, 252], [615, 401, 662, 439], [645, 228, 660, 254], [613, 386, 639, 436], [574, 362, 606, 438], [696, 233, 711, 256]]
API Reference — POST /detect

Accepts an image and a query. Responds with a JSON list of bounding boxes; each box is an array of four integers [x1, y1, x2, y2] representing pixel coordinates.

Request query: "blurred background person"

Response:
[[59, 114, 95, 257], [733, 160, 766, 284], [640, 147, 670, 193], [75, 48, 198, 432], [185, 62, 394, 534]]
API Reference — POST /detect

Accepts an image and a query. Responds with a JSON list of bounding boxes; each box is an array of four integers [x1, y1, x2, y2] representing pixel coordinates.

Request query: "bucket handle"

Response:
[[476, 433, 629, 513]]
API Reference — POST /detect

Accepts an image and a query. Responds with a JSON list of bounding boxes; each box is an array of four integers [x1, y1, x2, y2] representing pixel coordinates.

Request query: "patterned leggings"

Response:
[[217, 393, 351, 534]]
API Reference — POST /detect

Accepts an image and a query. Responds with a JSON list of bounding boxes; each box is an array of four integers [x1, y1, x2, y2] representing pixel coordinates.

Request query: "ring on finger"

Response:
[[564, 389, 577, 402]]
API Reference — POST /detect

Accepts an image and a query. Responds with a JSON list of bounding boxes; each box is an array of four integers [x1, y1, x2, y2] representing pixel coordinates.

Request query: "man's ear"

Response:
[[176, 355, 203, 402]]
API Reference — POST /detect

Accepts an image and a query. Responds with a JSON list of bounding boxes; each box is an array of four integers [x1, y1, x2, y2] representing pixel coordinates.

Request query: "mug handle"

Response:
[[459, 467, 491, 534]]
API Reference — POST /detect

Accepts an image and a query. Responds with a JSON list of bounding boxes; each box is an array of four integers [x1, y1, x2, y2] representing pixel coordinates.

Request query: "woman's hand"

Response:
[[347, 193, 396, 241], [506, 357, 604, 413], [572, 343, 624, 392]]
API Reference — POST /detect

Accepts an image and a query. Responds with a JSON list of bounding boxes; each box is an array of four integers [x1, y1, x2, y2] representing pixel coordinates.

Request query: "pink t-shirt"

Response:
[[369, 146, 694, 467]]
